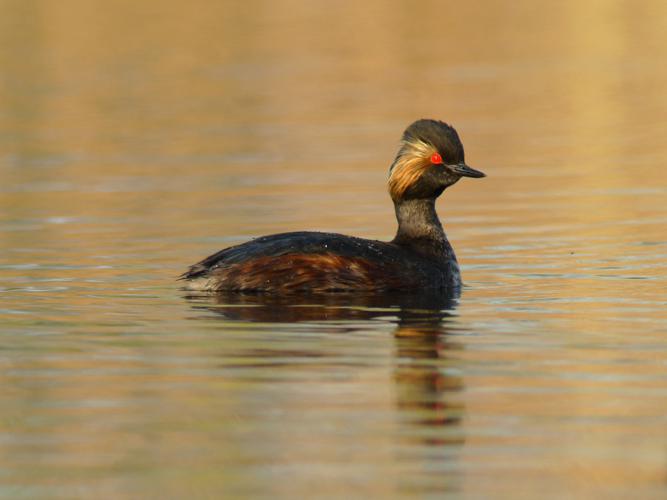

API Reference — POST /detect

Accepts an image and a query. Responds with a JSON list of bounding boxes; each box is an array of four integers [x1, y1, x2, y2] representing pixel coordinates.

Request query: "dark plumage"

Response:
[[181, 119, 485, 293]]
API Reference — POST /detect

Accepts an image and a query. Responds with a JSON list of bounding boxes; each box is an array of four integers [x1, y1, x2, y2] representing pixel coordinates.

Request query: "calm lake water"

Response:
[[1, 1, 667, 498]]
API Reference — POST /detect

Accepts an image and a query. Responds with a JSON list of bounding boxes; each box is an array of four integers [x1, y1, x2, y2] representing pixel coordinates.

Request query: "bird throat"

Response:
[[392, 198, 448, 258]]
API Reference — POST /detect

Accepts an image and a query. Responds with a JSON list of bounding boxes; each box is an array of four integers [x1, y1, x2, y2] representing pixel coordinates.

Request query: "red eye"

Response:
[[430, 153, 443, 164]]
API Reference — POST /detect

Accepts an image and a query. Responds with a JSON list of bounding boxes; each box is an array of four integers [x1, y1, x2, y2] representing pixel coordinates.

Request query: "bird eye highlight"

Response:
[[430, 153, 443, 164]]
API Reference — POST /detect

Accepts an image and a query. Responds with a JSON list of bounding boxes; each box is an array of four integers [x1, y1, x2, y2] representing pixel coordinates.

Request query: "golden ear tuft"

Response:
[[388, 139, 437, 200]]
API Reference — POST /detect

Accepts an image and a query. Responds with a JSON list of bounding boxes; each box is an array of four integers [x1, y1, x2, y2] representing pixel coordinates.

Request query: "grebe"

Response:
[[181, 119, 485, 293]]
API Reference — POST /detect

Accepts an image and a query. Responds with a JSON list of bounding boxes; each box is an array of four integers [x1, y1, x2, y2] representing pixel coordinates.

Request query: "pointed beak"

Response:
[[448, 162, 486, 178]]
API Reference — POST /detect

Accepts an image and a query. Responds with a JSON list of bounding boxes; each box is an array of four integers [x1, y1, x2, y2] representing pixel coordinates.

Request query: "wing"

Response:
[[182, 232, 383, 279]]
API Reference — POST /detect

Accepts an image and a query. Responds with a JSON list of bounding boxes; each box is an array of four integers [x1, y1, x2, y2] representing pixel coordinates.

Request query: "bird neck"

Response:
[[392, 198, 449, 257]]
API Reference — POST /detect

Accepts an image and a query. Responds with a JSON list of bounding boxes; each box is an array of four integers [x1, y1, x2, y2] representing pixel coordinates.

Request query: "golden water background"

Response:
[[1, 1, 667, 498]]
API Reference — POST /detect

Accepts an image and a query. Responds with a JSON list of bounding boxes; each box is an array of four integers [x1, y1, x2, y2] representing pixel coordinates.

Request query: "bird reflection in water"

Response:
[[185, 290, 465, 449]]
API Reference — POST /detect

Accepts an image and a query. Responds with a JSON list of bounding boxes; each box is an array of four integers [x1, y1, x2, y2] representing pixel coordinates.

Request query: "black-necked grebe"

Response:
[[181, 119, 485, 293]]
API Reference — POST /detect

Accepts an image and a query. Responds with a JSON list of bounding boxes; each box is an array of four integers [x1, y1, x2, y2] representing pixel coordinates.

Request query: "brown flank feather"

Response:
[[202, 253, 416, 292]]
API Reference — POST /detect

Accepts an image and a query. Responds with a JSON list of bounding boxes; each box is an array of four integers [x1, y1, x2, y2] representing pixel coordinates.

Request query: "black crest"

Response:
[[403, 119, 465, 164]]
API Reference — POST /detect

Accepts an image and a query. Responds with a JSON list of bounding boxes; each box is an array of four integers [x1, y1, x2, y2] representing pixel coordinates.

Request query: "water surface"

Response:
[[1, 1, 667, 498]]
